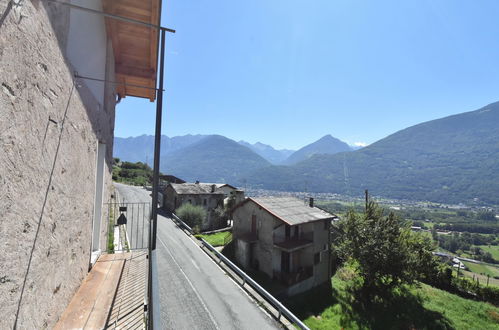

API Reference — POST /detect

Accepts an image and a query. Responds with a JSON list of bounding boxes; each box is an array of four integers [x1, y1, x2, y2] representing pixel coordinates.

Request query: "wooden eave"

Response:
[[102, 0, 161, 102]]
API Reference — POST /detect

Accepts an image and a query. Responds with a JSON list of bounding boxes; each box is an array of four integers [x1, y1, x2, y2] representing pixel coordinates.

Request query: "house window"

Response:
[[203, 199, 207, 206], [314, 252, 321, 265], [188, 199, 192, 204]]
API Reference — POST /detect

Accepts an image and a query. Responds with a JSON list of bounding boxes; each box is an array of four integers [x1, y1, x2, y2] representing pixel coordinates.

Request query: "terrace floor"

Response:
[[54, 250, 148, 330]]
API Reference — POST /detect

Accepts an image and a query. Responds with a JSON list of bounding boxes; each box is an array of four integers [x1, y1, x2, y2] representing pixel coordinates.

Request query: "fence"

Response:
[[105, 202, 151, 252]]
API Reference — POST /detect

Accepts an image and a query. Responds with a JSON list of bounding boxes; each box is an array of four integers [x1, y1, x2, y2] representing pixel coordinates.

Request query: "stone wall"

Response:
[[0, 1, 116, 328], [233, 200, 277, 277]]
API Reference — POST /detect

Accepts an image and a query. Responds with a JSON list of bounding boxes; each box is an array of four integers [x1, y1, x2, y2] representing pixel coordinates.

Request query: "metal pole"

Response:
[[148, 28, 166, 329], [365, 189, 368, 211], [74, 74, 164, 91], [151, 28, 166, 251]]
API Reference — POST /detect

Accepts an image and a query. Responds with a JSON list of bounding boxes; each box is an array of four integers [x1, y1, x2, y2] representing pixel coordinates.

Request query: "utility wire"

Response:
[[13, 82, 75, 329]]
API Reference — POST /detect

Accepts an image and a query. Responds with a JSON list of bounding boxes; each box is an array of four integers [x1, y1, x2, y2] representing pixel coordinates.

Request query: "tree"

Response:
[[176, 203, 207, 233], [333, 201, 438, 298]]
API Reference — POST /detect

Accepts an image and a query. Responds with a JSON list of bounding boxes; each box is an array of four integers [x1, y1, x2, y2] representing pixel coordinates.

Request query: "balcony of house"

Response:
[[273, 225, 313, 253]]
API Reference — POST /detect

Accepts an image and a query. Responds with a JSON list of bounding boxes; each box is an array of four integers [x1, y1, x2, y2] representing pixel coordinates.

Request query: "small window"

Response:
[[203, 199, 207, 206], [314, 252, 321, 265], [323, 244, 328, 251]]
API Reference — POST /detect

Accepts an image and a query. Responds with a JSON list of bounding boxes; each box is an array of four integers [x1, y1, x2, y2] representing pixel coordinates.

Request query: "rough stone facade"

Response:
[[0, 1, 116, 328], [163, 183, 226, 230]]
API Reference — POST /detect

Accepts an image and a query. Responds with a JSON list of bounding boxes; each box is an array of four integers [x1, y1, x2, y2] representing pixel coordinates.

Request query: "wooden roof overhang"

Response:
[[102, 0, 161, 102]]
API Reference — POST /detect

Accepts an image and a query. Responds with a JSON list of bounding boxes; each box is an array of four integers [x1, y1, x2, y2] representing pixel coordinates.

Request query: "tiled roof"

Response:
[[249, 197, 334, 225]]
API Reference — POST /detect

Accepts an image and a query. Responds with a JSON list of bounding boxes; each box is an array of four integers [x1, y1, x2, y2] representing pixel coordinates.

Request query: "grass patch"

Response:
[[461, 270, 499, 287], [285, 267, 499, 329], [480, 245, 499, 260], [107, 206, 115, 254], [463, 261, 499, 278], [199, 231, 231, 247]]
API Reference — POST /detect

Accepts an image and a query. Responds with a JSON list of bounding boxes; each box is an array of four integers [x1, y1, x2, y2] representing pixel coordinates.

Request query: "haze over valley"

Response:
[[115, 101, 499, 206]]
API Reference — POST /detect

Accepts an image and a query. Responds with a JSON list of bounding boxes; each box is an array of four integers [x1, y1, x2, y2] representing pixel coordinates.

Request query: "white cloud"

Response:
[[353, 142, 368, 147]]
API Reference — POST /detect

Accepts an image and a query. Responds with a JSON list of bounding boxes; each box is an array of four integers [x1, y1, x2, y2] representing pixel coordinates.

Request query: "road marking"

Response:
[[157, 236, 220, 330], [191, 258, 200, 271]]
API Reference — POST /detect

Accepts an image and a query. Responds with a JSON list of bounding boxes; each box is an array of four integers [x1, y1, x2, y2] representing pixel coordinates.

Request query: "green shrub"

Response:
[[176, 203, 206, 232]]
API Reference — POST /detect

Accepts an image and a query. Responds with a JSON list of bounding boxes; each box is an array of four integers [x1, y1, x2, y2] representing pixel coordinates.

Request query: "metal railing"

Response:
[[105, 202, 151, 252], [171, 212, 194, 234], [223, 232, 233, 246], [200, 238, 310, 330]]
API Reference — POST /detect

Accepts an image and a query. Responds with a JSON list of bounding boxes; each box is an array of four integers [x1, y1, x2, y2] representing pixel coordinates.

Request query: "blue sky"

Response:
[[115, 0, 499, 150]]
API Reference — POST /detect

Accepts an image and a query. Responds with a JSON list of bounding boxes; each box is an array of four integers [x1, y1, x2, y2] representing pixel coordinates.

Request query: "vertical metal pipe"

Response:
[[149, 28, 166, 330], [151, 28, 166, 251]]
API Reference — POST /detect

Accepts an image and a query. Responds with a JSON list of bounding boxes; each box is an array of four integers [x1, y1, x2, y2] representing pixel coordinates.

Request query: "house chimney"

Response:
[[309, 197, 314, 207], [211, 184, 216, 193]]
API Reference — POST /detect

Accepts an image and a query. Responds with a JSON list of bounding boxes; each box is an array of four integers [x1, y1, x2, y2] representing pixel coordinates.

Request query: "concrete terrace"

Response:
[[55, 251, 148, 330]]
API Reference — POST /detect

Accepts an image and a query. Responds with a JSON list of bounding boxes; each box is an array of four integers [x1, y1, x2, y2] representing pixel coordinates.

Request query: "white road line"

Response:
[[190, 258, 200, 271], [157, 236, 220, 330]]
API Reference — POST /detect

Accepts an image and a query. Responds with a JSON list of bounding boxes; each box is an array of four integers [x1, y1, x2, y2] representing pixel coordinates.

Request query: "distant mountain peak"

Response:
[[237, 140, 295, 164], [247, 101, 499, 205], [282, 134, 352, 165]]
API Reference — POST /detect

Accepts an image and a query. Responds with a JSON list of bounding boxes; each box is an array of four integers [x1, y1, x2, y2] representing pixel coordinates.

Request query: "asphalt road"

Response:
[[114, 183, 279, 330], [114, 182, 150, 249]]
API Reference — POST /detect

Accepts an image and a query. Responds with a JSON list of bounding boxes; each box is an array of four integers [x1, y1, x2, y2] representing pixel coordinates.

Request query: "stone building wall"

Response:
[[233, 200, 277, 277], [0, 1, 116, 328]]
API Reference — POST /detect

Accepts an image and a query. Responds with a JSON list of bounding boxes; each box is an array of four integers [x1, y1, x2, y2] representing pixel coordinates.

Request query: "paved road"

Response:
[[114, 183, 150, 249], [114, 183, 279, 330]]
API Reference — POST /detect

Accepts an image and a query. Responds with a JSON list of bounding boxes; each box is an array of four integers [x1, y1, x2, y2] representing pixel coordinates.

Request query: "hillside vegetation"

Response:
[[286, 270, 499, 330], [161, 135, 270, 183], [248, 102, 499, 205]]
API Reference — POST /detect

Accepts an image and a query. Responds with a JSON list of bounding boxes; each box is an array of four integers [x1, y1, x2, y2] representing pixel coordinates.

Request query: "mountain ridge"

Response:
[[246, 101, 499, 205], [282, 134, 353, 165]]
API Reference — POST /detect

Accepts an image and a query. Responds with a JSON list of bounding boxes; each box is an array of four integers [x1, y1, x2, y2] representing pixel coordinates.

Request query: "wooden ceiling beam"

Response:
[[102, 0, 160, 101], [116, 64, 156, 79]]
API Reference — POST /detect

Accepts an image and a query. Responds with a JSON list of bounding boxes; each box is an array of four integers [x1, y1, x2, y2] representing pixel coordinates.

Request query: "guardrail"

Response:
[[199, 238, 310, 330], [171, 213, 194, 234]]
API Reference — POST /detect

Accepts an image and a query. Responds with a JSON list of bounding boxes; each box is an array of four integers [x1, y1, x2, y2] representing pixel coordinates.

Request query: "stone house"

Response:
[[163, 182, 227, 230], [203, 183, 245, 208], [0, 0, 161, 328], [232, 197, 333, 296]]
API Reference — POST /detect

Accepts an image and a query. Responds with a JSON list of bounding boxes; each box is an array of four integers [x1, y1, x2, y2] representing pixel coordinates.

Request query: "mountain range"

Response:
[[114, 101, 499, 205], [238, 141, 294, 164], [247, 101, 499, 205]]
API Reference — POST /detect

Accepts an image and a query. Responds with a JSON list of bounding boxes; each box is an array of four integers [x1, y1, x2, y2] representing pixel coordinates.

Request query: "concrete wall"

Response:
[[66, 0, 107, 106], [0, 1, 116, 328], [233, 200, 278, 277], [233, 200, 332, 295], [310, 219, 331, 287]]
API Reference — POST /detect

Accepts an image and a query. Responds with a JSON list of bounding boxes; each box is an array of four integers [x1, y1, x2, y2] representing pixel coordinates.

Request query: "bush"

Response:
[[176, 203, 206, 232]]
